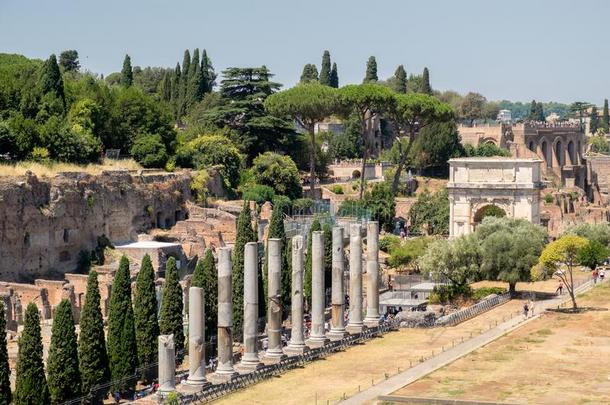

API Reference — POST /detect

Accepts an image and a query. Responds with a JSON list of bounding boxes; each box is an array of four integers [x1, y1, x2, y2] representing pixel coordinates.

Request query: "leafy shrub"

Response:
[[191, 170, 209, 204], [330, 184, 344, 194], [130, 133, 168, 168], [379, 235, 400, 253], [292, 198, 314, 214], [472, 287, 507, 301], [387, 237, 432, 269], [30, 147, 50, 163], [430, 284, 473, 304], [251, 152, 302, 199], [544, 193, 554, 204], [241, 183, 276, 204]]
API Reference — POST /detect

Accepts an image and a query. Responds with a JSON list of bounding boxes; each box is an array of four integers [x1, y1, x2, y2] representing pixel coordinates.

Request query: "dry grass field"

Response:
[[391, 282, 610, 405], [0, 158, 143, 177]]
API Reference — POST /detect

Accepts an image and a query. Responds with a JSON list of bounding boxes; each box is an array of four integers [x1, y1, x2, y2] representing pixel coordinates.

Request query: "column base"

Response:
[[346, 323, 366, 334], [305, 336, 329, 348], [364, 317, 380, 328], [235, 360, 264, 374], [207, 370, 238, 384], [284, 343, 310, 356], [262, 350, 287, 364], [326, 329, 349, 341], [184, 376, 212, 389]]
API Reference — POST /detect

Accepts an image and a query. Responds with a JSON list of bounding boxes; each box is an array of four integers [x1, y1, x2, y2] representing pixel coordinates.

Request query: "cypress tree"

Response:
[[192, 249, 218, 340], [78, 270, 110, 404], [535, 102, 545, 121], [267, 199, 291, 316], [121, 54, 133, 87], [422, 67, 431, 94], [319, 50, 332, 86], [602, 99, 609, 132], [47, 299, 81, 404], [187, 50, 201, 110], [160, 72, 172, 102], [528, 100, 538, 121], [178, 50, 191, 117], [329, 62, 339, 88], [392, 65, 407, 94], [0, 302, 11, 405], [171, 63, 181, 119], [134, 254, 159, 383], [107, 255, 137, 394], [300, 64, 319, 83], [159, 257, 184, 363], [232, 202, 257, 335], [39, 54, 65, 103], [364, 56, 378, 83], [322, 223, 333, 293], [190, 49, 200, 78], [590, 106, 600, 134], [14, 303, 49, 404], [303, 219, 321, 309], [200, 49, 216, 93]]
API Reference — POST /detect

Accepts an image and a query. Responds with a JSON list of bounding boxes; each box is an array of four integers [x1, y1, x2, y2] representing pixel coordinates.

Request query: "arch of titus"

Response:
[[447, 157, 543, 238]]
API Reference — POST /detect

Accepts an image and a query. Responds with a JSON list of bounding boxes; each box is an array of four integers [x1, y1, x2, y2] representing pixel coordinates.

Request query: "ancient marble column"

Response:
[[158, 334, 175, 393], [186, 287, 210, 386], [346, 223, 365, 334], [263, 238, 287, 363], [364, 221, 381, 327], [285, 235, 309, 356], [305, 231, 329, 348], [209, 247, 237, 383], [236, 242, 264, 373], [327, 227, 348, 341]]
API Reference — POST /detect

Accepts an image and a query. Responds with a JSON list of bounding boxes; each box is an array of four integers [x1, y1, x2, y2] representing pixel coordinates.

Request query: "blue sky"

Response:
[[1, 0, 608, 104]]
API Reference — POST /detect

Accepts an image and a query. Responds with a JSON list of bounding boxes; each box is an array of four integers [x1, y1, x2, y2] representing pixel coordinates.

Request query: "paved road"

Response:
[[339, 280, 597, 405]]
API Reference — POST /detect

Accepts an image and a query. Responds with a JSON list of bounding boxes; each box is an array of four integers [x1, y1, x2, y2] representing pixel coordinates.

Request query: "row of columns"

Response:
[[157, 221, 381, 393]]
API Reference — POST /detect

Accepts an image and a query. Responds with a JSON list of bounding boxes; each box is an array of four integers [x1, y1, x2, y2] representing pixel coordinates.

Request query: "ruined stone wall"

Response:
[[0, 170, 192, 282]]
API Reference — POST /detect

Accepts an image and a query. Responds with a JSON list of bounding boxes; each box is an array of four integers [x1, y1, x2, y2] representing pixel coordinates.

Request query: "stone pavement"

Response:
[[339, 279, 599, 405]]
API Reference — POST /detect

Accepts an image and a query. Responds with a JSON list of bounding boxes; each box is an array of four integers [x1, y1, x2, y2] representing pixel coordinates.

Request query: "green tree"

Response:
[[39, 54, 65, 104], [265, 82, 338, 194], [421, 67, 431, 94], [266, 198, 291, 314], [134, 254, 159, 383], [191, 249, 218, 339], [232, 202, 258, 333], [589, 132, 609, 154], [388, 93, 453, 193], [601, 99, 609, 132], [534, 235, 588, 309], [364, 182, 396, 232], [390, 65, 407, 94], [170, 63, 181, 118], [107, 256, 137, 394], [159, 257, 185, 363], [535, 102, 545, 121], [338, 83, 395, 198], [59, 50, 80, 72], [459, 92, 486, 124], [590, 106, 599, 134], [200, 49, 216, 93], [567, 222, 610, 246], [14, 303, 50, 405], [304, 219, 321, 308], [363, 56, 378, 83], [300, 64, 319, 83], [250, 152, 302, 199], [475, 217, 547, 296], [0, 301, 11, 405], [577, 240, 609, 270], [130, 133, 168, 168], [409, 189, 449, 235], [411, 121, 463, 172], [121, 54, 133, 87], [47, 299, 82, 404], [329, 63, 339, 88], [319, 50, 332, 86], [78, 271, 110, 403]]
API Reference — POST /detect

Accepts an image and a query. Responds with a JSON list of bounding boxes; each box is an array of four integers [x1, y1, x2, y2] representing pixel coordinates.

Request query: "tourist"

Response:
[[523, 302, 529, 319], [600, 268, 606, 282], [555, 281, 564, 295], [529, 300, 535, 317], [592, 268, 599, 284]]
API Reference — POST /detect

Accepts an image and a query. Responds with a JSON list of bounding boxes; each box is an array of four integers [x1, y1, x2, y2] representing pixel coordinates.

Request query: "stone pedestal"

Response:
[[305, 231, 330, 348], [346, 223, 365, 335], [364, 221, 381, 328], [263, 239, 287, 364], [327, 227, 348, 341], [209, 247, 238, 383], [158, 334, 176, 393], [186, 287, 211, 387], [285, 235, 309, 356], [236, 242, 264, 373]]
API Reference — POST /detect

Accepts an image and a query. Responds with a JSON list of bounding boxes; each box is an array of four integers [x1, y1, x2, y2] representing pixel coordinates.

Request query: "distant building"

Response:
[[497, 109, 512, 123]]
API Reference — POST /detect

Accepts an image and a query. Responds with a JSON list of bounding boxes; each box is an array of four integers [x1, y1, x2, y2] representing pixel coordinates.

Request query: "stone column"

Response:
[[364, 221, 381, 327], [327, 227, 348, 341], [158, 334, 175, 393], [346, 223, 364, 334], [236, 242, 264, 373], [186, 287, 210, 387], [305, 231, 329, 348], [285, 235, 309, 356], [209, 247, 237, 383], [263, 238, 287, 363]]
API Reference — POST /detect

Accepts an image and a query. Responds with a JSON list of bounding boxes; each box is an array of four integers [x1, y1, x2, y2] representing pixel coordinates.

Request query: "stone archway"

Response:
[[541, 141, 551, 168], [555, 139, 563, 166], [473, 204, 507, 225], [567, 140, 576, 165]]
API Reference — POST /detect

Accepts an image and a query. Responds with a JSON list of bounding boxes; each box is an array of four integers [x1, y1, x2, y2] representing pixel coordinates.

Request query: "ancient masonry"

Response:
[[156, 222, 382, 398]]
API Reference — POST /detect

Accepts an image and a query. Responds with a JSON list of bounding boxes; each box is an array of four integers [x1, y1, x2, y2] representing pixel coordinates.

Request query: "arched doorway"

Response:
[[473, 204, 507, 226], [567, 141, 575, 165], [555, 140, 563, 166], [528, 141, 535, 152], [541, 141, 551, 167]]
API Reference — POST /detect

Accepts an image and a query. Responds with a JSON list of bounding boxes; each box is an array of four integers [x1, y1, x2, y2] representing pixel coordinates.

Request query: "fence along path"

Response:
[[434, 293, 511, 327]]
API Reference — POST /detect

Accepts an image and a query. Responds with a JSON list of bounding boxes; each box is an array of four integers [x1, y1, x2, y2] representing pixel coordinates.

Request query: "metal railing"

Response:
[[434, 293, 511, 327]]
